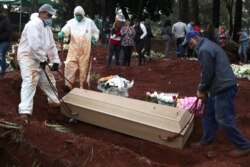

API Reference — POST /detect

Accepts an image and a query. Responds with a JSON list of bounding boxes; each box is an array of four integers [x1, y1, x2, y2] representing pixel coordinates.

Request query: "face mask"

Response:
[[44, 18, 52, 26], [76, 15, 83, 22]]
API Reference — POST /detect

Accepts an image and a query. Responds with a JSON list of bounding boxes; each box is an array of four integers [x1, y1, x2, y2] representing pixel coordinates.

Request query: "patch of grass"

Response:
[[90, 72, 101, 81], [32, 160, 41, 167], [0, 119, 24, 145]]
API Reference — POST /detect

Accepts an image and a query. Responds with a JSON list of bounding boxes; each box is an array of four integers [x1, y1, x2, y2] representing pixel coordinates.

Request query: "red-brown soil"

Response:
[[0, 40, 250, 167]]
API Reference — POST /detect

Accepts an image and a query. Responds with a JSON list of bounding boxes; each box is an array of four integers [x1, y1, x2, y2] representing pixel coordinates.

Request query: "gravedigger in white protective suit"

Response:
[[17, 4, 60, 122], [58, 6, 100, 91]]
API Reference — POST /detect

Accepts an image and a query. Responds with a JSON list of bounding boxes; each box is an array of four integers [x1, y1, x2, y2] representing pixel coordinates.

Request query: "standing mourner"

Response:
[[193, 20, 201, 32], [172, 20, 186, 58], [161, 19, 173, 59], [120, 19, 135, 66], [203, 22, 215, 42], [115, 10, 126, 27], [133, 18, 147, 66], [185, 21, 194, 58], [185, 21, 194, 33], [93, 14, 102, 31], [17, 4, 60, 122], [0, 10, 11, 77], [115, 11, 126, 65], [182, 31, 250, 157], [58, 6, 100, 91], [103, 16, 111, 45], [144, 19, 154, 57], [237, 29, 249, 64], [216, 25, 229, 49], [107, 20, 122, 66]]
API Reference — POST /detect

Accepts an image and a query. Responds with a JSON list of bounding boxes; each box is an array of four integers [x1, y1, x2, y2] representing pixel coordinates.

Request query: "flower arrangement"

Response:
[[146, 51, 165, 60], [145, 92, 204, 115], [97, 75, 134, 97], [132, 50, 165, 60], [231, 64, 250, 80], [145, 91, 178, 107], [176, 97, 203, 115]]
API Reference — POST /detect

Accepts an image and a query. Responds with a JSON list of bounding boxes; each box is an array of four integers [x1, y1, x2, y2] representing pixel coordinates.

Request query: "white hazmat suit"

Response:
[[61, 6, 99, 89], [17, 16, 60, 115]]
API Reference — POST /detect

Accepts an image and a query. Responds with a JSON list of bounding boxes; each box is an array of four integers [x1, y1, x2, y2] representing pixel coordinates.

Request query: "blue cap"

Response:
[[182, 31, 200, 46]]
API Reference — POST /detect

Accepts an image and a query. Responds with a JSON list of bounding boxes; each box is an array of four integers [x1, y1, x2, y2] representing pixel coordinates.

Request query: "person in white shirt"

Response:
[[133, 18, 147, 66], [172, 20, 187, 58]]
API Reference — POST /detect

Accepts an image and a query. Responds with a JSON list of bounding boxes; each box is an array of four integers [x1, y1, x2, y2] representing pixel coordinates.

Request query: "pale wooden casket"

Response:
[[61, 88, 194, 149]]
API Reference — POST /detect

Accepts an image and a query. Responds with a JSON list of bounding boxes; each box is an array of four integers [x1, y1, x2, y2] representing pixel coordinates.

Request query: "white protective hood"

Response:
[[74, 6, 85, 17]]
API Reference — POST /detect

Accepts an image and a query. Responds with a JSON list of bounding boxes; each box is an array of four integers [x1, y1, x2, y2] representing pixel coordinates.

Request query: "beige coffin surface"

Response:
[[61, 88, 194, 149]]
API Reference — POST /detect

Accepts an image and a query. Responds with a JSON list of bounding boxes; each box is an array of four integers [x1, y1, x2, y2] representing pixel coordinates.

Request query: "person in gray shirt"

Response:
[[172, 20, 186, 58], [182, 30, 250, 158]]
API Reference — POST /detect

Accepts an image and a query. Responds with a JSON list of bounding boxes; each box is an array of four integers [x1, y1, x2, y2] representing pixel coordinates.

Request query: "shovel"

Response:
[[60, 40, 65, 77], [87, 44, 97, 90], [58, 40, 74, 89], [43, 63, 78, 116]]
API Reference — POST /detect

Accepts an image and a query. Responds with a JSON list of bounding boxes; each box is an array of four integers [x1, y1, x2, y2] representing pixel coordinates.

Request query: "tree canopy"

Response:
[[60, 0, 173, 22], [2, 0, 249, 43]]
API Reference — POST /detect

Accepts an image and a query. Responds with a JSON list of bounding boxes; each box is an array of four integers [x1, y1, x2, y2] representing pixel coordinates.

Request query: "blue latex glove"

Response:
[[58, 31, 64, 41], [91, 36, 97, 45]]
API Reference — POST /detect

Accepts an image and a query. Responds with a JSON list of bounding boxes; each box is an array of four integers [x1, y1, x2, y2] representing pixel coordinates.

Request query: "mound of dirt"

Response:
[[0, 40, 250, 166]]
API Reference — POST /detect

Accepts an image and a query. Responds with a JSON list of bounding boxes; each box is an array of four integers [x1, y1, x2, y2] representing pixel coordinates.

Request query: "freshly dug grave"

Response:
[[0, 40, 250, 167]]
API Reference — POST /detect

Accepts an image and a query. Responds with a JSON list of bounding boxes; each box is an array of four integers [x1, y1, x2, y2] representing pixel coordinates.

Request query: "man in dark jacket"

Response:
[[182, 31, 250, 158], [144, 19, 154, 57], [0, 10, 11, 77]]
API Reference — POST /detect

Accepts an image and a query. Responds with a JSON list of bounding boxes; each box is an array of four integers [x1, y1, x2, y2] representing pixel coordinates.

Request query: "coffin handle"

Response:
[[159, 114, 194, 142], [159, 134, 179, 142]]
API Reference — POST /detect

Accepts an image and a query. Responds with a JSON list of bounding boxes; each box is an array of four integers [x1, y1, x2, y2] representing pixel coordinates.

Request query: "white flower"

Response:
[[147, 91, 178, 104], [231, 64, 250, 80]]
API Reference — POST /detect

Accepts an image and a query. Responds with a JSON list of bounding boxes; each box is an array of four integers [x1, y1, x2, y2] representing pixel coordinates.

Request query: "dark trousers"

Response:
[[107, 43, 121, 66], [0, 41, 10, 76], [136, 41, 145, 66], [176, 37, 185, 58], [201, 85, 250, 149], [122, 46, 133, 66], [187, 47, 193, 58]]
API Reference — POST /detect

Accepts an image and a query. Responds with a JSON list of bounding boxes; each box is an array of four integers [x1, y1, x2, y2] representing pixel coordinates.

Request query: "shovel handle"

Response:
[[60, 41, 65, 78]]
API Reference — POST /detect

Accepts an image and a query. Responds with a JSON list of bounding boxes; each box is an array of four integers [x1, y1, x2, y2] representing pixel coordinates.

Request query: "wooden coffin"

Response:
[[61, 88, 194, 149]]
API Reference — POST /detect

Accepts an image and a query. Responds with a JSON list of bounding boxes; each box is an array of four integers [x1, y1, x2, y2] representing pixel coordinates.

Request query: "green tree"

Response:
[[232, 0, 242, 41], [179, 0, 189, 22], [31, 0, 38, 13], [225, 0, 234, 36], [60, 0, 173, 22], [242, 0, 250, 29], [190, 0, 199, 22], [212, 0, 220, 28]]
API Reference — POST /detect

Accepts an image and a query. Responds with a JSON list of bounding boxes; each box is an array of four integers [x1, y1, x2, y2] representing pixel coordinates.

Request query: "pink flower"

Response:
[[146, 92, 151, 97], [176, 97, 203, 115]]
